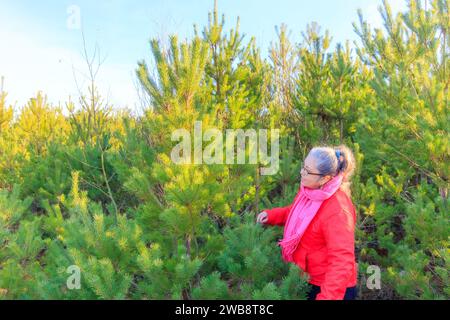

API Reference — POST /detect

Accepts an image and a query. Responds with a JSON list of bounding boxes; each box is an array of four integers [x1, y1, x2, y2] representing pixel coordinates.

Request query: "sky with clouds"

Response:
[[0, 0, 408, 113]]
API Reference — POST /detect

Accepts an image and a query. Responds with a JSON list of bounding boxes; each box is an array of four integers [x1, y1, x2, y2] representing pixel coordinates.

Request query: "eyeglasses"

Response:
[[300, 163, 324, 177]]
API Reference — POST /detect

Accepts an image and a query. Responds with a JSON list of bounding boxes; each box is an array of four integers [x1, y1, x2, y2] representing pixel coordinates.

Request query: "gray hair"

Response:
[[308, 144, 356, 182]]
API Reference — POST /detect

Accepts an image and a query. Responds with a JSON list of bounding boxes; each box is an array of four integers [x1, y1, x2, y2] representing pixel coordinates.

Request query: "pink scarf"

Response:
[[278, 173, 343, 263]]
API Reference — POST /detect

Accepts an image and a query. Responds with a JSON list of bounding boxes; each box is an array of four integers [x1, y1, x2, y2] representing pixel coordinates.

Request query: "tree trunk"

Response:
[[185, 234, 191, 258]]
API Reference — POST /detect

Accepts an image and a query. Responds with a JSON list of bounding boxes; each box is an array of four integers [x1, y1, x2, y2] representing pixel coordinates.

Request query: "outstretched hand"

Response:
[[256, 211, 268, 224]]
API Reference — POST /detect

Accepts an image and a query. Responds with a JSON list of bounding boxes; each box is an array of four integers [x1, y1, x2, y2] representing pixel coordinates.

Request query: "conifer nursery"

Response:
[[0, 0, 448, 300]]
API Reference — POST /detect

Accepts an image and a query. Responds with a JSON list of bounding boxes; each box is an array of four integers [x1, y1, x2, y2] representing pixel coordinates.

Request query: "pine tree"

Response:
[[15, 92, 69, 157], [354, 0, 449, 195], [0, 77, 13, 134], [353, 0, 449, 299], [294, 23, 372, 146], [0, 185, 43, 299], [0, 80, 16, 189], [134, 0, 273, 263]]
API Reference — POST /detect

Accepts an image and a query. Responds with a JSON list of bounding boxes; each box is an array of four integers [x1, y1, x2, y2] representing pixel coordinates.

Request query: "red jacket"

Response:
[[264, 188, 358, 300]]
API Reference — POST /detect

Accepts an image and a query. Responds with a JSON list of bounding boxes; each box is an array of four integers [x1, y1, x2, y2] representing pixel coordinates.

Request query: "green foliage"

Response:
[[19, 144, 72, 206], [352, 0, 449, 299], [0, 0, 447, 300], [218, 214, 284, 285], [293, 23, 372, 146], [136, 242, 203, 299], [191, 271, 230, 299], [0, 186, 44, 299], [252, 283, 281, 300]]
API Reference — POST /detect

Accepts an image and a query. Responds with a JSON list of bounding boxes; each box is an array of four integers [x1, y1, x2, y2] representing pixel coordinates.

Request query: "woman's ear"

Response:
[[320, 175, 332, 187]]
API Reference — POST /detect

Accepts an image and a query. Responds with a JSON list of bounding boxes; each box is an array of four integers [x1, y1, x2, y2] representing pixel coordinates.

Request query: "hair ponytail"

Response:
[[334, 145, 356, 197]]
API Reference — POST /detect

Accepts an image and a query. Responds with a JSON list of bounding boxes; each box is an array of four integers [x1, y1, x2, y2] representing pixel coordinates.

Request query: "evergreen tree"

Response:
[[353, 0, 449, 299], [0, 81, 16, 189], [0, 0, 447, 301], [134, 0, 273, 263]]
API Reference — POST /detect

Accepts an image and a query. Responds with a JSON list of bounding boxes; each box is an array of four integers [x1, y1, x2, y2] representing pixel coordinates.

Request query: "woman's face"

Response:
[[300, 154, 332, 189]]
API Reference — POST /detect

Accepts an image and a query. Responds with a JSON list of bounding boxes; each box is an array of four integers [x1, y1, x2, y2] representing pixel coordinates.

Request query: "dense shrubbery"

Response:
[[0, 0, 448, 299]]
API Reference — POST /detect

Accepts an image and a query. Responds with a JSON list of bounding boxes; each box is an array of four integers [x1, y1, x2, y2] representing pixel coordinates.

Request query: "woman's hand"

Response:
[[256, 211, 268, 224]]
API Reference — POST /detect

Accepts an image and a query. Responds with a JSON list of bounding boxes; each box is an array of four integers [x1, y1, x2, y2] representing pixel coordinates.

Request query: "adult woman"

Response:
[[257, 145, 358, 300]]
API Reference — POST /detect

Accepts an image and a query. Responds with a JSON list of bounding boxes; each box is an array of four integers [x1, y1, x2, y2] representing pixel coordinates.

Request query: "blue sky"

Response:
[[0, 0, 408, 112]]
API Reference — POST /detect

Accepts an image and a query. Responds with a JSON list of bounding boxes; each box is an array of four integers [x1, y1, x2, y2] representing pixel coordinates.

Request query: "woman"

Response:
[[256, 145, 358, 300]]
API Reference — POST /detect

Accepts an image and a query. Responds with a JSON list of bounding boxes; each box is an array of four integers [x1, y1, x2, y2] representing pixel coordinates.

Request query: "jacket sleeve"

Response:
[[316, 209, 355, 300], [263, 204, 293, 226]]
